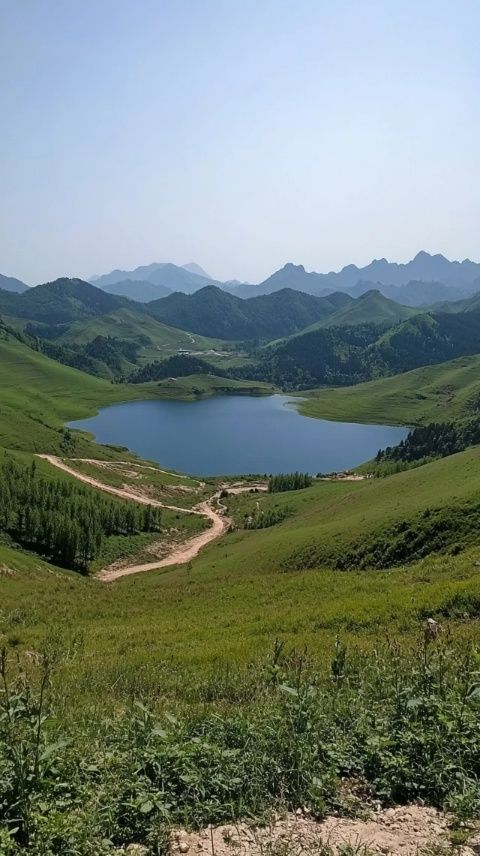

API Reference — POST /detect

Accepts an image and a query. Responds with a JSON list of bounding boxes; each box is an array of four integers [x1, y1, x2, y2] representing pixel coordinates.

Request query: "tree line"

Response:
[[376, 417, 480, 466], [0, 458, 162, 572], [268, 472, 312, 493]]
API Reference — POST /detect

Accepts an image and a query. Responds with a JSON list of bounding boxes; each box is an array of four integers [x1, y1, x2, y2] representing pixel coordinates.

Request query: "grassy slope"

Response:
[[2, 447, 480, 708], [0, 336, 139, 453], [148, 373, 275, 400], [297, 354, 480, 426], [61, 306, 228, 360], [318, 291, 418, 329]]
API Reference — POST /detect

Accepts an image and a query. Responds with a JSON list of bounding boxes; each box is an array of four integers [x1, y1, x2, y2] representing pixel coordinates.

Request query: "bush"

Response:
[[1, 638, 480, 851]]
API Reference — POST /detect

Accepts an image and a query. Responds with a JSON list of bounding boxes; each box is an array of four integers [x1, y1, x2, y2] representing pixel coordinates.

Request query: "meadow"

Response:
[[297, 353, 480, 425], [2, 335, 480, 852], [3, 447, 480, 710]]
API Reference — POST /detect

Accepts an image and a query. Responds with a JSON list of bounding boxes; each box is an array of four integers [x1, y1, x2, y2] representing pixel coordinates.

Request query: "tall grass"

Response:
[[1, 634, 480, 854]]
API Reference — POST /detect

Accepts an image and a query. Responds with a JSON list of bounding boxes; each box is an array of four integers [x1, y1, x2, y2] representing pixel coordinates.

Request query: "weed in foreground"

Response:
[[1, 634, 480, 853]]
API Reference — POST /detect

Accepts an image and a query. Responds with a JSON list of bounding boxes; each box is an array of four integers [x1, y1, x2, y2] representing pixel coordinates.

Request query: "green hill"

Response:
[[298, 353, 480, 425], [3, 444, 480, 707], [0, 277, 128, 324], [60, 305, 222, 362], [147, 285, 352, 340], [0, 327, 138, 453], [237, 309, 480, 389], [318, 289, 418, 328], [0, 278, 232, 375]]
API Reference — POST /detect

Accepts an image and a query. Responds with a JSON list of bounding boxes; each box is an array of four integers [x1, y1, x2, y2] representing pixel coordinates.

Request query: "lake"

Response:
[[69, 394, 408, 476]]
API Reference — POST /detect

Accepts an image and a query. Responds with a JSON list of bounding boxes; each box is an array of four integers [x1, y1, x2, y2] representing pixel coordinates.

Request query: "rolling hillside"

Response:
[[0, 277, 128, 325], [60, 304, 223, 362], [316, 289, 418, 328], [3, 443, 480, 703], [298, 353, 480, 425], [237, 307, 480, 389], [0, 278, 232, 373], [147, 285, 352, 340], [0, 326, 138, 453]]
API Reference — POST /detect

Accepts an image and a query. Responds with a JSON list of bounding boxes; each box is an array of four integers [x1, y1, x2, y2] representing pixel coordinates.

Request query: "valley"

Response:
[[2, 255, 480, 853]]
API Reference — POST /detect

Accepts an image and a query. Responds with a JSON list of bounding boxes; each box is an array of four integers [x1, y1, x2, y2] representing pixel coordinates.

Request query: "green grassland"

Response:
[[0, 335, 139, 454], [298, 353, 480, 426], [310, 290, 419, 330], [60, 305, 236, 364], [3, 320, 480, 849], [2, 446, 480, 712]]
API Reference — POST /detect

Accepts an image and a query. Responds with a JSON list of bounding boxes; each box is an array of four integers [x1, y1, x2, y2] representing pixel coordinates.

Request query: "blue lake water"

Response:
[[69, 395, 408, 476]]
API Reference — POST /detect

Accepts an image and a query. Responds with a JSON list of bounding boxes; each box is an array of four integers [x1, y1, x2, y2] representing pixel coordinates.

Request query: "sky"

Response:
[[1, 0, 479, 286]]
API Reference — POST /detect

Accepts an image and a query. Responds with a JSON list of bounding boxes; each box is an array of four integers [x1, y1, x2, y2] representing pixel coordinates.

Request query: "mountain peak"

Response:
[[413, 250, 432, 260], [283, 263, 305, 272], [182, 262, 212, 279]]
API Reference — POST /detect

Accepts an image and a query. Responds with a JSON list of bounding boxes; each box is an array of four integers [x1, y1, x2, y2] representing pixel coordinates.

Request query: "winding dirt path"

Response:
[[98, 500, 226, 581], [38, 455, 202, 515], [71, 458, 205, 487], [38, 456, 265, 582]]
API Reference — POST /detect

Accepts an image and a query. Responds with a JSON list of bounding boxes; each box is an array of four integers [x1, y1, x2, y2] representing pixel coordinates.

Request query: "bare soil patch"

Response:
[[171, 807, 480, 856]]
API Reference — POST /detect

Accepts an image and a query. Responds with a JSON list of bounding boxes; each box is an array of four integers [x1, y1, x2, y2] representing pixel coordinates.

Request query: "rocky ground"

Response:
[[166, 807, 480, 856]]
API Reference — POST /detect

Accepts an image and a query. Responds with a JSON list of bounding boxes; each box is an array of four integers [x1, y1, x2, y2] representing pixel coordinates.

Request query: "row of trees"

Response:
[[376, 417, 480, 466], [131, 354, 223, 383], [268, 472, 312, 493], [0, 459, 162, 572]]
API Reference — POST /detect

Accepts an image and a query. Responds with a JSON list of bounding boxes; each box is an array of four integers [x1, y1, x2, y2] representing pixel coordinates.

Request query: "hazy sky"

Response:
[[1, 0, 479, 285]]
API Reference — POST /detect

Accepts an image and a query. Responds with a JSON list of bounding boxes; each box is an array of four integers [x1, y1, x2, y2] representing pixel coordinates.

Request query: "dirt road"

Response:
[[38, 455, 264, 582], [38, 455, 202, 515], [97, 500, 226, 581]]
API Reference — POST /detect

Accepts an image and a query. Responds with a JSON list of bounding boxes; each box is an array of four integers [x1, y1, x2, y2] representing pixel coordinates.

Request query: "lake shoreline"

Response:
[[69, 394, 408, 477]]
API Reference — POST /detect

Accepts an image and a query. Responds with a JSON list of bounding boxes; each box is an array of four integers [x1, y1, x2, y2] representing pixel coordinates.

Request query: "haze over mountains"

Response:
[[3, 253, 480, 307], [81, 252, 480, 306], [0, 273, 28, 293]]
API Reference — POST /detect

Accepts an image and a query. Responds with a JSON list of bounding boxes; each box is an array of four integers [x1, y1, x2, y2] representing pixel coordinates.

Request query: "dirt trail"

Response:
[[38, 455, 265, 582], [72, 458, 205, 486], [98, 500, 226, 582], [38, 455, 202, 515]]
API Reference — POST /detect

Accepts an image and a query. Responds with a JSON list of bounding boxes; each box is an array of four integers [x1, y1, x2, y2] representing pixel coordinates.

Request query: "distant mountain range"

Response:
[[3, 276, 480, 390], [90, 262, 220, 300], [0, 273, 28, 293], [87, 252, 480, 306], [237, 252, 480, 303], [3, 252, 480, 308]]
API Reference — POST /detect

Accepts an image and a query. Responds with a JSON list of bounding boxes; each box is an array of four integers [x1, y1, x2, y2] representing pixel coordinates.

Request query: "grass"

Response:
[[1, 614, 480, 852], [61, 305, 238, 366], [297, 354, 480, 426], [147, 373, 276, 400], [2, 446, 480, 711], [3, 322, 480, 851]]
